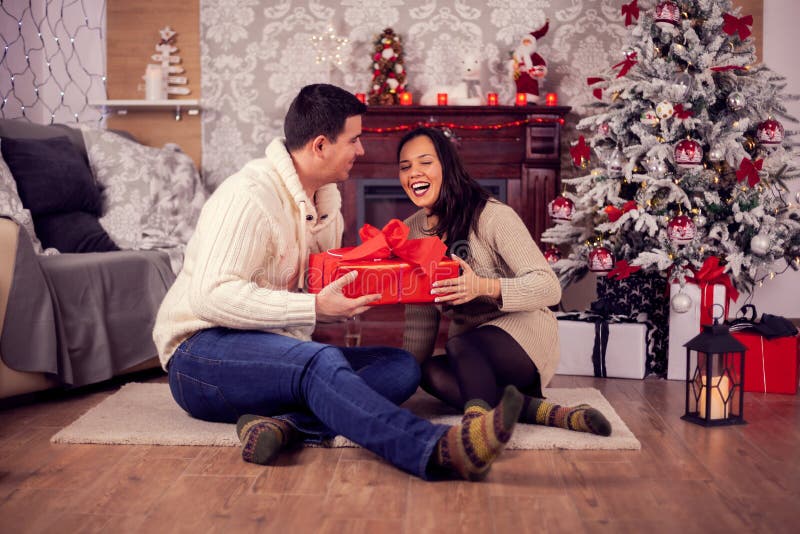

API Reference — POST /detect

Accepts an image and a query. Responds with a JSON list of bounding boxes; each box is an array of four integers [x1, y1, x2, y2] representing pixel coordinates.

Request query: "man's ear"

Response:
[[311, 134, 328, 158]]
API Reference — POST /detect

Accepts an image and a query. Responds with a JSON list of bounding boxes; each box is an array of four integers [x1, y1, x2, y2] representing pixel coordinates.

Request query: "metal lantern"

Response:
[[682, 321, 747, 427]]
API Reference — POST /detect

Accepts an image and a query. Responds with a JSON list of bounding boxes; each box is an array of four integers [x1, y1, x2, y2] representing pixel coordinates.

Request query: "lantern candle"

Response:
[[515, 92, 527, 106], [698, 374, 730, 419], [486, 92, 498, 106], [437, 93, 448, 106], [545, 92, 558, 106], [399, 92, 413, 106], [355, 92, 366, 104]]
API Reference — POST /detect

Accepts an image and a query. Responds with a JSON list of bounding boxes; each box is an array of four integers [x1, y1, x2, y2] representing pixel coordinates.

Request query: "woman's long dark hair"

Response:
[[396, 127, 490, 255]]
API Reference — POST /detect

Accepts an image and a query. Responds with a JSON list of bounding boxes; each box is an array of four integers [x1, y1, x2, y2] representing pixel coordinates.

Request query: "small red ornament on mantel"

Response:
[[674, 138, 703, 168], [667, 215, 697, 245], [548, 196, 575, 223], [588, 246, 615, 273], [756, 118, 784, 145], [544, 246, 561, 265]]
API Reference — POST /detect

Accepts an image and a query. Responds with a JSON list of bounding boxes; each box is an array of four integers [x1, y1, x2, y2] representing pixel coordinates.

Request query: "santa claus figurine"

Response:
[[511, 20, 549, 104]]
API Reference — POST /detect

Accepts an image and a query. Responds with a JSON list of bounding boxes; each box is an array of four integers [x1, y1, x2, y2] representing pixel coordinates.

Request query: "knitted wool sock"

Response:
[[435, 385, 523, 481], [520, 397, 612, 436], [236, 414, 298, 465]]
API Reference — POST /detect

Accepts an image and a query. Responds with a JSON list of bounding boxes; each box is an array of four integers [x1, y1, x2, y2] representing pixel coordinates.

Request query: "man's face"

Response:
[[324, 115, 365, 183]]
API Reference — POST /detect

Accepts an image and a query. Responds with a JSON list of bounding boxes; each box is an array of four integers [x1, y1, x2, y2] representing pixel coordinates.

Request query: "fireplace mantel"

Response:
[[341, 104, 571, 246]]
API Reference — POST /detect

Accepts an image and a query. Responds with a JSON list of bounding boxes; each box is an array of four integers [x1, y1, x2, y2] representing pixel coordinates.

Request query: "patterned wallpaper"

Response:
[[200, 0, 632, 188]]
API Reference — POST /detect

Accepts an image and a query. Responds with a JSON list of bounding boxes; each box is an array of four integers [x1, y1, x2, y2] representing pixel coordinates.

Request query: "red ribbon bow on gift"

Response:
[[621, 0, 639, 27], [569, 135, 591, 167], [607, 259, 641, 281], [685, 257, 739, 326], [612, 52, 637, 78], [604, 200, 638, 223], [341, 219, 447, 280], [722, 13, 753, 41], [673, 104, 694, 120], [587, 77, 605, 100], [736, 157, 763, 187]]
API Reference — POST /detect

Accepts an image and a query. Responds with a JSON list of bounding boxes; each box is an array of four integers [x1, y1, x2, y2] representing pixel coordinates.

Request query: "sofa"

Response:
[[0, 118, 205, 400]]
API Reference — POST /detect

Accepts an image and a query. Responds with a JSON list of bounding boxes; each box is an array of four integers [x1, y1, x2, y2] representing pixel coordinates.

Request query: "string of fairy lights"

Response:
[[0, 0, 106, 124]]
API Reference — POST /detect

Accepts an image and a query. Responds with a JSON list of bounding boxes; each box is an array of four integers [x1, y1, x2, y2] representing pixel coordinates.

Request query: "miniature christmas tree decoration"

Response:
[[368, 28, 407, 106], [151, 26, 190, 97]]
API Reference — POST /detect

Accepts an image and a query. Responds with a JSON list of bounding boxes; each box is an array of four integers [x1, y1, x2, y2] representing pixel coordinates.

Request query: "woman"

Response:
[[398, 127, 610, 436]]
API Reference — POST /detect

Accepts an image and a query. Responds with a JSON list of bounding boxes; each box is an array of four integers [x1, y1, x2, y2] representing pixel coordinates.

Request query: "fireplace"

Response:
[[356, 179, 507, 240]]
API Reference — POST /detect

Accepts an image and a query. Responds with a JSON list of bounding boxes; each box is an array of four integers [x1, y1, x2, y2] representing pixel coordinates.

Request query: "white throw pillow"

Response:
[[80, 126, 207, 272]]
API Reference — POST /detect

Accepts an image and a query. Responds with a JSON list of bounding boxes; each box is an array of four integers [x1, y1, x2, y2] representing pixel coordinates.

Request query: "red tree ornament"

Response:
[[674, 138, 703, 168], [722, 13, 753, 40], [569, 135, 591, 168], [756, 118, 785, 145], [588, 246, 615, 273], [667, 215, 697, 245], [621, 0, 640, 27], [544, 246, 561, 265], [654, 1, 680, 29], [548, 196, 575, 223], [736, 157, 764, 187]]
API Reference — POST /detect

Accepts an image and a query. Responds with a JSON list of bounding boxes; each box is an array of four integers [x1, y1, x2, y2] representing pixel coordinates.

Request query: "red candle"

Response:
[[486, 92, 498, 106], [515, 92, 527, 106], [355, 93, 366, 104], [437, 93, 448, 106], [545, 92, 558, 106], [399, 92, 412, 106]]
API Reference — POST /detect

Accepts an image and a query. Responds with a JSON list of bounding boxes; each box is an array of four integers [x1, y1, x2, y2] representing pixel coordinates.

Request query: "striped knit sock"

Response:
[[520, 397, 612, 436], [236, 414, 298, 465], [434, 385, 523, 481]]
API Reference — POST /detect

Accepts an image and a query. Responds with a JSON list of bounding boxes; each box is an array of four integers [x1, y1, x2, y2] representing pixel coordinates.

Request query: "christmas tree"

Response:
[[368, 28, 407, 106], [542, 0, 800, 294]]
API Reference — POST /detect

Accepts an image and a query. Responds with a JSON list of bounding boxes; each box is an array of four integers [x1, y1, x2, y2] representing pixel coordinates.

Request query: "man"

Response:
[[153, 84, 522, 480]]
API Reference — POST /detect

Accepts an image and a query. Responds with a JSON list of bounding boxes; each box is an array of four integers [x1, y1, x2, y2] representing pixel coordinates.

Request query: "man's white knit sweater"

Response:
[[153, 138, 343, 369]]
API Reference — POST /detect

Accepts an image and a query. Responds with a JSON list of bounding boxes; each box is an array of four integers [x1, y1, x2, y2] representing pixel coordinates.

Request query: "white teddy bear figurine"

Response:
[[421, 50, 483, 105]]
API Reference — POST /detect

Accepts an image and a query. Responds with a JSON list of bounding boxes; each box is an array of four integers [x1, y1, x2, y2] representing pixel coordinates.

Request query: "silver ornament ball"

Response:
[[671, 292, 692, 314], [727, 92, 745, 111], [708, 146, 725, 162], [750, 234, 770, 255]]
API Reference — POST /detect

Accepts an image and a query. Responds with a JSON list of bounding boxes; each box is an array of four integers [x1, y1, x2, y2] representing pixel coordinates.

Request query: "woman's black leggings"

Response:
[[419, 325, 542, 410]]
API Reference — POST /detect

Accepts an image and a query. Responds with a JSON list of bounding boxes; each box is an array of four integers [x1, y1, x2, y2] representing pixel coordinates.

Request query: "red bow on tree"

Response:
[[736, 157, 763, 187], [607, 260, 641, 281], [587, 77, 605, 100], [685, 256, 739, 326], [569, 135, 591, 167], [342, 219, 446, 280], [673, 104, 694, 119], [604, 200, 638, 223], [710, 65, 746, 72], [722, 13, 753, 40], [612, 52, 638, 78], [621, 0, 640, 26]]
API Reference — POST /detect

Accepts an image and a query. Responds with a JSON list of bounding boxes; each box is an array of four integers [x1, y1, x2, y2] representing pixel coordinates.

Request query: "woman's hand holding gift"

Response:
[[430, 255, 501, 306]]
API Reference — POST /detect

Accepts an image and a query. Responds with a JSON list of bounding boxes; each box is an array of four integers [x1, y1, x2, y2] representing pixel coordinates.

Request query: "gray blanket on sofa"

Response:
[[1, 225, 175, 386]]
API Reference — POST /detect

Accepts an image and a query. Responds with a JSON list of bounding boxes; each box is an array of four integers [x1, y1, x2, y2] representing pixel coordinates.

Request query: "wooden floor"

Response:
[[1, 373, 798, 533]]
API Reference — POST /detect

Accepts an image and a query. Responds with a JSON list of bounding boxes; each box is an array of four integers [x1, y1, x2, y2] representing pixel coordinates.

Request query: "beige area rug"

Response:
[[51, 382, 640, 450]]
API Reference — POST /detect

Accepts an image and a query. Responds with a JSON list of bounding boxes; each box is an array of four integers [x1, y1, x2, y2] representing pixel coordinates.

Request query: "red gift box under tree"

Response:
[[307, 219, 459, 306], [732, 331, 800, 395]]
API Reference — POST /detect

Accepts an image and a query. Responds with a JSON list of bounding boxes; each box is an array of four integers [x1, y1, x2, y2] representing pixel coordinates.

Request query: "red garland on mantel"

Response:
[[362, 116, 565, 133]]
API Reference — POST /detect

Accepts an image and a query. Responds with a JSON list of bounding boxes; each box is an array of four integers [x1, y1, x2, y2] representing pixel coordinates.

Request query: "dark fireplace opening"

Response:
[[356, 179, 507, 242]]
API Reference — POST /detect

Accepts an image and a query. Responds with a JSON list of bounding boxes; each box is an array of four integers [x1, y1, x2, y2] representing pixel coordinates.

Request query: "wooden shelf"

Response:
[[90, 99, 200, 120]]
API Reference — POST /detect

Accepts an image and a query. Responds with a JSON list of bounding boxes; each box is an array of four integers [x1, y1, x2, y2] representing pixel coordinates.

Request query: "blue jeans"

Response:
[[167, 327, 449, 479]]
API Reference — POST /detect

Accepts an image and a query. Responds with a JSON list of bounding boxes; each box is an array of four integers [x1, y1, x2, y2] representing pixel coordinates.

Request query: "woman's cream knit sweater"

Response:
[[402, 200, 562, 386]]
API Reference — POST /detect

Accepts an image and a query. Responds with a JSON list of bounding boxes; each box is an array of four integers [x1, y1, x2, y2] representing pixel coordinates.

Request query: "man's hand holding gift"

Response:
[[315, 271, 381, 323]]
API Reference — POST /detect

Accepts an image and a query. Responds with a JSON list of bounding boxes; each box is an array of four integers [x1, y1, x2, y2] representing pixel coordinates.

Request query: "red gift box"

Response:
[[732, 332, 800, 394], [307, 219, 460, 306]]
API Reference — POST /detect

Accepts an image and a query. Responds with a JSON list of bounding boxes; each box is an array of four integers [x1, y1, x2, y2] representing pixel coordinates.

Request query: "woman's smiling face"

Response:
[[398, 134, 443, 213]]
